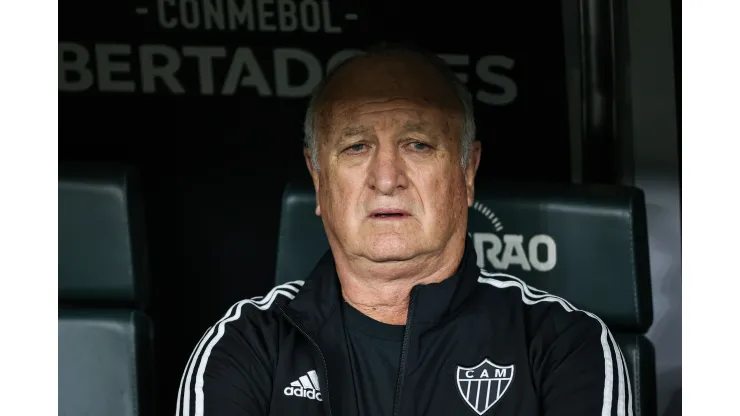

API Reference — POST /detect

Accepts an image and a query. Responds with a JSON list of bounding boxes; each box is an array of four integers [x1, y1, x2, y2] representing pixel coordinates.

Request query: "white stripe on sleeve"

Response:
[[176, 281, 304, 416]]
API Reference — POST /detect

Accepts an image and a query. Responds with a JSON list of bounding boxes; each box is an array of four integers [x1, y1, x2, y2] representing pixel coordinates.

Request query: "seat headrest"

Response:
[[59, 165, 148, 305], [275, 179, 653, 332]]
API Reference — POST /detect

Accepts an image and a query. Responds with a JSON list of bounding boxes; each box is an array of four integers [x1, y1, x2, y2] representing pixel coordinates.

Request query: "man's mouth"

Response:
[[370, 209, 410, 219]]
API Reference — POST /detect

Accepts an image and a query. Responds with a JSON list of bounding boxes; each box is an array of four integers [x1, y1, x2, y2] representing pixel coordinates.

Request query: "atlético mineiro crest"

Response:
[[455, 358, 515, 415]]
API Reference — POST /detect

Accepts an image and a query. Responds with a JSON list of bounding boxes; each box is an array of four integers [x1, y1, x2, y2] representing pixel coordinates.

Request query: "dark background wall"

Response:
[[58, 0, 680, 414]]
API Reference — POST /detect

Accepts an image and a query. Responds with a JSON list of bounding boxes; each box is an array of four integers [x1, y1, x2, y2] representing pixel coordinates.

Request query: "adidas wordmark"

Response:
[[283, 370, 323, 402]]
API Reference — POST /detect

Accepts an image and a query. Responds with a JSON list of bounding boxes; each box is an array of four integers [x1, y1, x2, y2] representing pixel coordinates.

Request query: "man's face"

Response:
[[306, 55, 481, 263]]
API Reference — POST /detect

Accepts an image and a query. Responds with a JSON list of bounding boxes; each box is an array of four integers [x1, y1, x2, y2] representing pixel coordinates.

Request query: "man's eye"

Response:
[[346, 144, 366, 153], [410, 142, 430, 150]]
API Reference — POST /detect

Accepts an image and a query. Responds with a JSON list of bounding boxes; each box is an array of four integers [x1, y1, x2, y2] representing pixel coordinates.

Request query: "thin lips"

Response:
[[369, 208, 410, 216]]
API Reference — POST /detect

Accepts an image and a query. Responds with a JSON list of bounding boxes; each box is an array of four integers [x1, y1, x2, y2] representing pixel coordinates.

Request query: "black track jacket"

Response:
[[177, 240, 632, 416]]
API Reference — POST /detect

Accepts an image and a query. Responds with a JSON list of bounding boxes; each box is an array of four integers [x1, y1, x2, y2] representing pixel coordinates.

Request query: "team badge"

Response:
[[455, 358, 514, 415]]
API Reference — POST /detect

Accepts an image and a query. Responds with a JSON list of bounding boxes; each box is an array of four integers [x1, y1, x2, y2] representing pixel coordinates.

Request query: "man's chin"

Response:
[[365, 253, 414, 263], [362, 239, 418, 263]]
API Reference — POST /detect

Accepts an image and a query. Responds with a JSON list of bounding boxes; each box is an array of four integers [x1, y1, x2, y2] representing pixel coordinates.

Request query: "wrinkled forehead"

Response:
[[315, 55, 463, 139]]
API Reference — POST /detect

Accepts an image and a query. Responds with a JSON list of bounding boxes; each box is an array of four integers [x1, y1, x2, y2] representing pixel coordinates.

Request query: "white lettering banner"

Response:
[[59, 43, 518, 105]]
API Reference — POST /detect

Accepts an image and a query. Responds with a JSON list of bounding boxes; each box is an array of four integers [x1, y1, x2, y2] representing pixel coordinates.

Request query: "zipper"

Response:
[[279, 307, 333, 416], [391, 287, 419, 416]]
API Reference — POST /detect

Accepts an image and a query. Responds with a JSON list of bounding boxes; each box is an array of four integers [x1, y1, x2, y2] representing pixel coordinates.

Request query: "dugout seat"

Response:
[[58, 164, 155, 416], [275, 178, 657, 416]]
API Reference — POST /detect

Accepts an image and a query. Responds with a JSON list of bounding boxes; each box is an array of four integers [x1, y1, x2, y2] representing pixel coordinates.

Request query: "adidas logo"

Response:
[[283, 370, 323, 402]]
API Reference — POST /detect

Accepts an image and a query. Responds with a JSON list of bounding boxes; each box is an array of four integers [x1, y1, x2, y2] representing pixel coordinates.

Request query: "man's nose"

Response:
[[368, 144, 408, 195]]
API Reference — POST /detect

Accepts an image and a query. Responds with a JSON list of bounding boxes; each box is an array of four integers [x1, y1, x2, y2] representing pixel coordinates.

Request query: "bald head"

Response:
[[303, 45, 476, 171], [320, 53, 462, 112]]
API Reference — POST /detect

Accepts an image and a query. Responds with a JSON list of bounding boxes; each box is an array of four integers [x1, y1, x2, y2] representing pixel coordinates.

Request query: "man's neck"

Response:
[[335, 241, 465, 325]]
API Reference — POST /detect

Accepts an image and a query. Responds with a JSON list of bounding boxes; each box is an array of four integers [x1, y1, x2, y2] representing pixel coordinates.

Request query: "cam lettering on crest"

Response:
[[58, 43, 518, 104], [456, 358, 514, 415]]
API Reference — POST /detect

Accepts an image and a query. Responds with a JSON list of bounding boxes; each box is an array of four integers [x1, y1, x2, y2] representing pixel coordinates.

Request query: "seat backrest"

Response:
[[467, 182, 653, 332], [275, 178, 657, 415], [58, 309, 153, 416], [58, 164, 154, 416], [59, 164, 148, 305]]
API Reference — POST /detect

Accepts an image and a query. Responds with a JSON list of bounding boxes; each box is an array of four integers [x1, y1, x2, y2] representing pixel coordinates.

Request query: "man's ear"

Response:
[[303, 147, 321, 216], [466, 141, 482, 207]]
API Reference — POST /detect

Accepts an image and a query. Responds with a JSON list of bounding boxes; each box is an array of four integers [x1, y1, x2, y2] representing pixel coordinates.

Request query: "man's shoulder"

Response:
[[178, 281, 307, 415], [474, 271, 603, 330], [211, 280, 305, 329]]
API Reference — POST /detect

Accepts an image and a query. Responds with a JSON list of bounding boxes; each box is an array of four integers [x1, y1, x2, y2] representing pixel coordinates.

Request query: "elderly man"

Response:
[[177, 44, 631, 416]]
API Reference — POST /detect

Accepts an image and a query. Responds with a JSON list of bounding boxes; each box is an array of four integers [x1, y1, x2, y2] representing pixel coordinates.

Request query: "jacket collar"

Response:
[[283, 236, 481, 335]]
